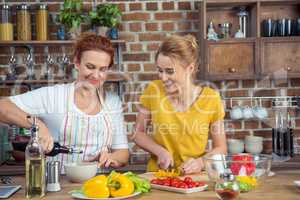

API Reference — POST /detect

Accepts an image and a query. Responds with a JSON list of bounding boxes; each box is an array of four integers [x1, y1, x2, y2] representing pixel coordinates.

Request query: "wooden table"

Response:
[[3, 169, 300, 200]]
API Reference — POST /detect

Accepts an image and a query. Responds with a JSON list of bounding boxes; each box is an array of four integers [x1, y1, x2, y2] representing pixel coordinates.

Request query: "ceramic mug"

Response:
[[230, 106, 243, 120], [227, 139, 244, 154], [245, 135, 263, 154], [243, 106, 254, 119], [245, 141, 263, 154], [252, 106, 268, 120]]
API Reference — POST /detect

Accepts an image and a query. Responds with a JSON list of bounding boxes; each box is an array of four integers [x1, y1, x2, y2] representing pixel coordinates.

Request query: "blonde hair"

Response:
[[155, 34, 200, 71]]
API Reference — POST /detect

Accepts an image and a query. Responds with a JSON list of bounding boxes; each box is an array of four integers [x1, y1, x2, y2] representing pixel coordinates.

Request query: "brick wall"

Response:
[[0, 0, 299, 154]]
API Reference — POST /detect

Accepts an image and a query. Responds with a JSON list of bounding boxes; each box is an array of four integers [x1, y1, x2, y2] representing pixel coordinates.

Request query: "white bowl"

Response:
[[64, 162, 98, 183], [227, 139, 244, 154], [245, 135, 263, 143], [245, 142, 263, 154]]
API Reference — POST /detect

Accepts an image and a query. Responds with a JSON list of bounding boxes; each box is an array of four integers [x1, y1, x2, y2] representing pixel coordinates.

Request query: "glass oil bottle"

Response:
[[25, 116, 46, 198]]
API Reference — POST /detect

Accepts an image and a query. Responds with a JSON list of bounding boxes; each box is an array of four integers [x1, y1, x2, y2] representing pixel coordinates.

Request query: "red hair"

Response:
[[73, 32, 114, 68]]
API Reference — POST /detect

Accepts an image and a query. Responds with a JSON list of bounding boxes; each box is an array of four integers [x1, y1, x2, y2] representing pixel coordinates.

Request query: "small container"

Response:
[[36, 4, 48, 41], [219, 22, 232, 39], [46, 161, 61, 192], [0, 4, 13, 41], [215, 173, 240, 200], [16, 4, 31, 41]]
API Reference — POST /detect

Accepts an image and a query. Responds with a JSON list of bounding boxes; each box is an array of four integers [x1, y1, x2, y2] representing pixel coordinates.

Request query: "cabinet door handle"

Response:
[[285, 66, 292, 72], [228, 67, 236, 73]]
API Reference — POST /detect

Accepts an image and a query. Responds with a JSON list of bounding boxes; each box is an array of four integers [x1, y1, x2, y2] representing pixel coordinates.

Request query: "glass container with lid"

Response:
[[36, 4, 48, 41], [17, 4, 31, 41], [0, 4, 13, 41]]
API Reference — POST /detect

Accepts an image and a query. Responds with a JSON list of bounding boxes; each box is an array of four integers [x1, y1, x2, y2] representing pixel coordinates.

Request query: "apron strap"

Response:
[[97, 89, 113, 152]]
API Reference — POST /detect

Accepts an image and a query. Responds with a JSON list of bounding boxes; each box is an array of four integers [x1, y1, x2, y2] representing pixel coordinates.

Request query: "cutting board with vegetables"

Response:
[[139, 171, 209, 181], [139, 172, 209, 194]]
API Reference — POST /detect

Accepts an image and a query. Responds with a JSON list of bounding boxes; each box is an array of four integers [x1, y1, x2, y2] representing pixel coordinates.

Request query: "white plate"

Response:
[[151, 184, 208, 194], [294, 180, 300, 188], [70, 192, 141, 200]]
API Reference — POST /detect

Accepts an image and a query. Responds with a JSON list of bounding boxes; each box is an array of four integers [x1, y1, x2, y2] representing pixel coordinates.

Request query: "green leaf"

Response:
[[123, 171, 151, 193]]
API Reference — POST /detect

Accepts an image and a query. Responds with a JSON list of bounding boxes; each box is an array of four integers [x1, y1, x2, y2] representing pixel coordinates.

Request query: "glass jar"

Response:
[[36, 4, 48, 41], [0, 4, 13, 41], [17, 4, 31, 41], [215, 174, 240, 200]]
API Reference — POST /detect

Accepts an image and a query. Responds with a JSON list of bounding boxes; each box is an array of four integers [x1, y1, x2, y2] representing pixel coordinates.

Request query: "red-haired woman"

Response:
[[0, 33, 129, 169]]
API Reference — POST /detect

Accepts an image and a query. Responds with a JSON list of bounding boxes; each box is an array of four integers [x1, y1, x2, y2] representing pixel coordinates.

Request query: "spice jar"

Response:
[[36, 4, 48, 41], [0, 4, 13, 41], [17, 4, 31, 41]]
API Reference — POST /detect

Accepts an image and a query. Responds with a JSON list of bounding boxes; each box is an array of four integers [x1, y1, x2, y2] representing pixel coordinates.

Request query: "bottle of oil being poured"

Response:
[[25, 116, 46, 198]]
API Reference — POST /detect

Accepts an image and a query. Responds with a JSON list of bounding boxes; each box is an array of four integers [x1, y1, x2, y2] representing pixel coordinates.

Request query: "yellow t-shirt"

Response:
[[139, 80, 225, 172]]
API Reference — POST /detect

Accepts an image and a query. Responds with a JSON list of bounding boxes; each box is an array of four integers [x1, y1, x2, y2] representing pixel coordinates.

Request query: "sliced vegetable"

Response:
[[154, 169, 181, 178], [151, 177, 207, 189], [231, 154, 256, 176], [124, 171, 151, 193], [236, 176, 257, 192]]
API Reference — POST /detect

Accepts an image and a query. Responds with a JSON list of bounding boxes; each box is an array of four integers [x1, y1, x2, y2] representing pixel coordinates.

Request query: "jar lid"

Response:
[[17, 4, 30, 10], [38, 4, 48, 10], [1, 4, 11, 10]]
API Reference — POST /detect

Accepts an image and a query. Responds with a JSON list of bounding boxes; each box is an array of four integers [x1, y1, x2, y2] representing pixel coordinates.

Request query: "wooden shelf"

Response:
[[261, 36, 300, 42], [206, 0, 299, 4], [0, 40, 126, 46], [0, 71, 129, 85], [206, 37, 256, 44]]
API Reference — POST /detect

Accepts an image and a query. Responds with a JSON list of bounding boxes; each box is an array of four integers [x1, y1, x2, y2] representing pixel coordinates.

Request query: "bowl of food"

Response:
[[64, 162, 98, 183], [203, 154, 272, 200]]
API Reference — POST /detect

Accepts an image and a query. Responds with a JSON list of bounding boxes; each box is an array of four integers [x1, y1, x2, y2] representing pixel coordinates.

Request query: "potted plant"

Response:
[[57, 0, 86, 39], [88, 4, 121, 38]]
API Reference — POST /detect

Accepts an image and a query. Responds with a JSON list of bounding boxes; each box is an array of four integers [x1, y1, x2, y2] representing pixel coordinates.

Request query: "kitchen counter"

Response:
[[2, 170, 300, 200]]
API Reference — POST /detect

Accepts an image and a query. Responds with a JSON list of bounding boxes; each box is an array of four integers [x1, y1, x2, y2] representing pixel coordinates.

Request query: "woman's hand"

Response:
[[98, 151, 121, 168], [156, 148, 174, 169], [180, 157, 204, 174], [38, 122, 54, 153]]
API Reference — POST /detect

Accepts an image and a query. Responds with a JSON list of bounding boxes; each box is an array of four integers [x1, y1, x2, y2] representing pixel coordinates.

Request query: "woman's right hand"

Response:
[[38, 123, 54, 153], [156, 148, 174, 169]]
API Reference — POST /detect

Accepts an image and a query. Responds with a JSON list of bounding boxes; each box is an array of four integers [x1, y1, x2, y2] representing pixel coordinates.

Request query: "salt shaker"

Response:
[[46, 161, 61, 192]]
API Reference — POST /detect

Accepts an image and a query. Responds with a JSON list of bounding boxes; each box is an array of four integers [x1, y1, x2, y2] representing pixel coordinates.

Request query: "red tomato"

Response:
[[151, 179, 159, 184], [183, 177, 193, 184], [179, 182, 188, 189], [231, 154, 256, 176], [232, 154, 253, 161], [188, 182, 196, 188]]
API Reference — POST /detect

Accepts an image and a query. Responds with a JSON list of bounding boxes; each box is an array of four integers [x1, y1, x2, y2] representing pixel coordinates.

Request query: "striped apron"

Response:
[[48, 83, 113, 172]]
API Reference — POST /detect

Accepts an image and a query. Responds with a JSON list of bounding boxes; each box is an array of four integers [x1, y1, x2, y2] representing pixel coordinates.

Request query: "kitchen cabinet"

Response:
[[261, 37, 300, 78], [205, 38, 257, 80], [199, 0, 300, 80]]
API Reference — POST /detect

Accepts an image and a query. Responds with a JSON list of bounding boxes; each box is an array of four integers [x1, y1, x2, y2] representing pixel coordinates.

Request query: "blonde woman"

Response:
[[133, 34, 227, 174]]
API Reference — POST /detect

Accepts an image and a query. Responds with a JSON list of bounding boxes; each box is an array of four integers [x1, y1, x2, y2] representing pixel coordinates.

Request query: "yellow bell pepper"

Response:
[[109, 173, 134, 197], [154, 169, 181, 178], [82, 175, 110, 198], [236, 176, 258, 188]]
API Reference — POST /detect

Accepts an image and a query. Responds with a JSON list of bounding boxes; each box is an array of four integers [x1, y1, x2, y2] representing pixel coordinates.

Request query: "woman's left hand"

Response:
[[85, 151, 121, 168], [180, 157, 204, 174], [98, 151, 119, 168]]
